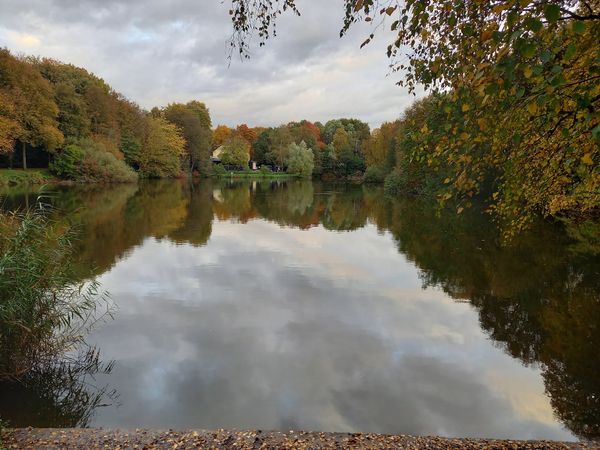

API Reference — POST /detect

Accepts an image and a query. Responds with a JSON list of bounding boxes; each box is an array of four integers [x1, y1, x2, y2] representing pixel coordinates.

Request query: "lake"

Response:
[[0, 179, 598, 441]]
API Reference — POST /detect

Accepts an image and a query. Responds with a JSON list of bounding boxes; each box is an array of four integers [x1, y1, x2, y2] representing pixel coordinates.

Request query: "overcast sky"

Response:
[[0, 0, 422, 129]]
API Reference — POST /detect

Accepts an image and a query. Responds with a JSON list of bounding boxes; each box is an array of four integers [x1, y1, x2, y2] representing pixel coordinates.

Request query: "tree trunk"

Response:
[[22, 141, 27, 170]]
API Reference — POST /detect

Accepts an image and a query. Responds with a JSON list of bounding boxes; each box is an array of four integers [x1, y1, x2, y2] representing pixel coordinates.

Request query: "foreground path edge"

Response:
[[4, 428, 599, 449]]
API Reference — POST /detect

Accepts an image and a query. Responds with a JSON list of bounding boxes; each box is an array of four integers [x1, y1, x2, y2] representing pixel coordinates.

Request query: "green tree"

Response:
[[164, 102, 213, 175], [322, 119, 343, 144], [267, 125, 293, 168], [253, 128, 273, 165], [286, 141, 314, 178], [220, 134, 251, 167], [364, 121, 400, 170], [53, 82, 90, 140]]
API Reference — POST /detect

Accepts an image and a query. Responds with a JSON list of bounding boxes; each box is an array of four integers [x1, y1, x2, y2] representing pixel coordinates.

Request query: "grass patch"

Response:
[[0, 169, 57, 187], [212, 171, 298, 179]]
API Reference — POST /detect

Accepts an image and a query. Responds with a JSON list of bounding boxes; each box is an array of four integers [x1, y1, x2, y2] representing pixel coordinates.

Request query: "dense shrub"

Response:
[[211, 164, 228, 176], [259, 165, 272, 174], [339, 150, 365, 176], [80, 146, 138, 183], [383, 169, 403, 196], [50, 139, 137, 183], [49, 144, 84, 180], [363, 165, 386, 183], [120, 132, 142, 168]]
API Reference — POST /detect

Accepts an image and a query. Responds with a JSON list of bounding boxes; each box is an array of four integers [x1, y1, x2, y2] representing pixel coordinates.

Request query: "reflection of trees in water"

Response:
[[212, 181, 254, 222], [0, 347, 117, 427], [321, 184, 367, 232], [3, 180, 598, 438], [168, 182, 213, 247], [379, 197, 600, 441], [284, 181, 314, 216]]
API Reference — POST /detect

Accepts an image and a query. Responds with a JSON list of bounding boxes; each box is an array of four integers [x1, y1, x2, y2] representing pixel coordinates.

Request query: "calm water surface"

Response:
[[1, 180, 599, 441]]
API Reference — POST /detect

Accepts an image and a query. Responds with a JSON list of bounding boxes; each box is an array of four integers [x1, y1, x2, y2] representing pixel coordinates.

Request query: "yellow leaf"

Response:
[[527, 102, 538, 115], [420, 124, 429, 133], [457, 207, 464, 214], [477, 118, 487, 131], [581, 153, 594, 165], [444, 177, 451, 184], [462, 103, 471, 112], [524, 67, 533, 78]]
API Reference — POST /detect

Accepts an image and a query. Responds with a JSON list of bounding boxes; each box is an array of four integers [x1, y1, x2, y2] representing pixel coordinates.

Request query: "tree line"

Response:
[[0, 48, 213, 182], [0, 47, 377, 182], [211, 118, 370, 178]]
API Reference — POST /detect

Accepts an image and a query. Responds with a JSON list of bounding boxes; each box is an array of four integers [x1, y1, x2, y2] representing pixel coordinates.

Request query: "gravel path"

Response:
[[3, 428, 599, 449]]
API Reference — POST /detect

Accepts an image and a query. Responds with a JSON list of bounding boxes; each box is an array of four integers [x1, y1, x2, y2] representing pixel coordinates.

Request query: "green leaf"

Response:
[[516, 87, 525, 98], [564, 44, 576, 60], [544, 4, 561, 23], [521, 42, 537, 58], [507, 11, 519, 26], [525, 17, 542, 32], [512, 133, 522, 144], [540, 49, 554, 63], [572, 21, 586, 34]]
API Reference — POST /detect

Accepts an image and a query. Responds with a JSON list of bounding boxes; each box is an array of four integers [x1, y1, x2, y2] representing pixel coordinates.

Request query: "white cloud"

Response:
[[0, 0, 422, 129]]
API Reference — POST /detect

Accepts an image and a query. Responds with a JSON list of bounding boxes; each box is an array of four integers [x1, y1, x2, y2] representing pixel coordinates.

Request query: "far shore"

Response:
[[3, 428, 597, 450]]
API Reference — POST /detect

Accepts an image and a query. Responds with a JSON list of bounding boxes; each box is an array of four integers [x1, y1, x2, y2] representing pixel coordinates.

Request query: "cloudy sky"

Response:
[[0, 0, 421, 129]]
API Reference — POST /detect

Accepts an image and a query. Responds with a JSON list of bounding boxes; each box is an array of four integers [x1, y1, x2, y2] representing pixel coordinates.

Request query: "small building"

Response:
[[211, 146, 224, 164]]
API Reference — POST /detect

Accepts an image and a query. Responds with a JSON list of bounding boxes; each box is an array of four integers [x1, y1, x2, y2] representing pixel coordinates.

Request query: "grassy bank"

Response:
[[0, 169, 58, 187], [212, 171, 299, 179]]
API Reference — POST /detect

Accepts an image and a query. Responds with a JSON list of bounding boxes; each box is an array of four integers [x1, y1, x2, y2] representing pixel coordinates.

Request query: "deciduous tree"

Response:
[[286, 141, 314, 178], [220, 134, 251, 167], [140, 116, 185, 178]]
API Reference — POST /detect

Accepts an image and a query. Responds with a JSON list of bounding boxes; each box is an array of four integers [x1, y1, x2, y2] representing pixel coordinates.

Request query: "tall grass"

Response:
[[0, 207, 111, 380]]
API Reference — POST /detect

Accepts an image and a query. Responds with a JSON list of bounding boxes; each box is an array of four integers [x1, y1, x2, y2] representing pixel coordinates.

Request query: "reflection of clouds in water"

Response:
[[90, 220, 574, 441]]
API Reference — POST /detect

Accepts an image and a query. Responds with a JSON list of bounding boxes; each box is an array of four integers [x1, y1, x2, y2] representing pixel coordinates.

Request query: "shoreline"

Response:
[[3, 428, 598, 449]]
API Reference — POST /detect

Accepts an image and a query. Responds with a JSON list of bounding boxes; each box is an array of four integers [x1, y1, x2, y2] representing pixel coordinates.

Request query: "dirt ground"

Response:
[[4, 428, 599, 449]]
